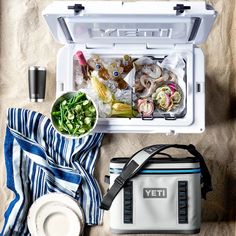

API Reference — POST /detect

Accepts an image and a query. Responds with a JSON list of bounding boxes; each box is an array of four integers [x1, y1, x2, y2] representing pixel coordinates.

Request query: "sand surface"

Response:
[[0, 0, 236, 235]]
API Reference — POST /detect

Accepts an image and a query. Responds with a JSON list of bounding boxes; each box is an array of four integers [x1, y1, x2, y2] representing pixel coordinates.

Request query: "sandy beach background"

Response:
[[0, 0, 236, 235]]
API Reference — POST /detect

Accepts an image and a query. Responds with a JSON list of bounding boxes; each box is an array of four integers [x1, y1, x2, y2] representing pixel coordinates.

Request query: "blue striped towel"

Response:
[[1, 108, 104, 236]]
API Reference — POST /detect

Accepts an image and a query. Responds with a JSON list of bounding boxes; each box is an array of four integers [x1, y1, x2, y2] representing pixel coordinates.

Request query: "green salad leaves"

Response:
[[51, 92, 97, 136]]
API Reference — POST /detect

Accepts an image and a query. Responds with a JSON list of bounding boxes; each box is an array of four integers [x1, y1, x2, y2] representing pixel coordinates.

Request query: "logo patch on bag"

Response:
[[143, 188, 167, 198]]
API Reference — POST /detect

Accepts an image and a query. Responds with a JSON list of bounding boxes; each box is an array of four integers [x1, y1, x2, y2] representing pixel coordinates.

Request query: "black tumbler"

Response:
[[28, 66, 46, 102]]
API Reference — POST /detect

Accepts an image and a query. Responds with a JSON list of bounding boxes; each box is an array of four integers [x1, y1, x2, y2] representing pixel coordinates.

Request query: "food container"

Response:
[[43, 1, 216, 134]]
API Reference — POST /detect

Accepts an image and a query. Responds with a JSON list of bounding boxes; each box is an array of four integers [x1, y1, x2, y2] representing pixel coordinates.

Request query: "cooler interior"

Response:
[[72, 51, 187, 120]]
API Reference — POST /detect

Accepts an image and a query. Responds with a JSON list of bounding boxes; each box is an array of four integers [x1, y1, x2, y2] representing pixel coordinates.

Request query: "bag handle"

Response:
[[100, 144, 212, 210]]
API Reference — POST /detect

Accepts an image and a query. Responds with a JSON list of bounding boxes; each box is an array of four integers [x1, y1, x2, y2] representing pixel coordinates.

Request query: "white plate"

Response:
[[27, 193, 84, 236]]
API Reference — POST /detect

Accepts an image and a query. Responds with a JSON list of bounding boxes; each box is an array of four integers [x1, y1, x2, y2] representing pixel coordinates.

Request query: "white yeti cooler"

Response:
[[42, 1, 216, 134]]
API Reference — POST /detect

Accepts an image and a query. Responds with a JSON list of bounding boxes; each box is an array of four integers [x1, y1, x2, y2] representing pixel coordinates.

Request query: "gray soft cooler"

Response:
[[101, 144, 212, 234]]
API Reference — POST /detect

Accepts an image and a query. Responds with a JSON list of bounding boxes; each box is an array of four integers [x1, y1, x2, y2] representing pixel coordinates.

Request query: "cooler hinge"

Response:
[[86, 43, 146, 50], [85, 43, 193, 51]]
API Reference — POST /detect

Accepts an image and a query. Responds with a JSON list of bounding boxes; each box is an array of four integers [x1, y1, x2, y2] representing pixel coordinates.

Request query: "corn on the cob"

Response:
[[111, 103, 133, 117], [91, 76, 112, 103], [112, 103, 131, 111]]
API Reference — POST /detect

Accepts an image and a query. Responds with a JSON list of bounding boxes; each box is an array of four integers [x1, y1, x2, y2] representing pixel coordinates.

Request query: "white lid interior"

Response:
[[43, 1, 217, 45]]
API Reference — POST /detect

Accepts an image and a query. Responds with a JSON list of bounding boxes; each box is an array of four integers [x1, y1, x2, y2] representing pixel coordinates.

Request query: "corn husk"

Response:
[[111, 103, 133, 117]]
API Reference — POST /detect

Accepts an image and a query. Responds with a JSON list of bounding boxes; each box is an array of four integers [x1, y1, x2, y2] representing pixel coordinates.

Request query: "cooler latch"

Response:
[[173, 4, 191, 15], [68, 4, 85, 14], [164, 114, 177, 120]]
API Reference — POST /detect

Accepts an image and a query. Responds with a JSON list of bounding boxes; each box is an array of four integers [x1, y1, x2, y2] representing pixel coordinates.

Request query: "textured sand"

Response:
[[0, 0, 236, 235]]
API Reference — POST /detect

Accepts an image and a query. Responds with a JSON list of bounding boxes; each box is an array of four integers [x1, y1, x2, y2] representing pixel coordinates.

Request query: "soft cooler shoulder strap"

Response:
[[100, 144, 212, 210]]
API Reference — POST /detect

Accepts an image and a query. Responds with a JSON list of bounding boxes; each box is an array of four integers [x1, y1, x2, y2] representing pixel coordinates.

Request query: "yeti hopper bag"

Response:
[[101, 144, 212, 234]]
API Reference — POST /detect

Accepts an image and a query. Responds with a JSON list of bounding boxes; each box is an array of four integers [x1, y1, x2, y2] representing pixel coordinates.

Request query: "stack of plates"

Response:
[[27, 193, 84, 236]]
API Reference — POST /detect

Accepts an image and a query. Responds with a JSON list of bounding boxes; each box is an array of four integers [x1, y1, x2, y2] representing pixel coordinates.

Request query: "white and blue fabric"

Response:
[[1, 108, 104, 236]]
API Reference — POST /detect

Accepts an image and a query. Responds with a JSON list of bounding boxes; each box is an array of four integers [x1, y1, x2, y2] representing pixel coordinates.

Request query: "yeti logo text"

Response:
[[90, 28, 171, 38], [143, 188, 167, 198]]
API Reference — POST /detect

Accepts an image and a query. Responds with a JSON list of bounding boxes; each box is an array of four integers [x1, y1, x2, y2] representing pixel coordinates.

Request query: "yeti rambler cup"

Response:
[[28, 66, 46, 102]]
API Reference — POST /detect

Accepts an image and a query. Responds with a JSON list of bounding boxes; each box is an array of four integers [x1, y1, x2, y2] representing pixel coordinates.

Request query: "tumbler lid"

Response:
[[29, 66, 46, 71]]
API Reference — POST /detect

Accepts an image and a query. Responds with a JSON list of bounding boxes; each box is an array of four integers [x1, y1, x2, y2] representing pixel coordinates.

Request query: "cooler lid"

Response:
[[42, 1, 217, 45]]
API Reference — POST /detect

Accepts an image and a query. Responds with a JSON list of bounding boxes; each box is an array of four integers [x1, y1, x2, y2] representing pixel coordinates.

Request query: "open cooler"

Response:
[[43, 1, 216, 134]]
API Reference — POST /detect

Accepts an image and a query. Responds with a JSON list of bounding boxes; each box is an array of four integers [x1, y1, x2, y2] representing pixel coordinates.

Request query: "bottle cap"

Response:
[[75, 51, 87, 66]]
